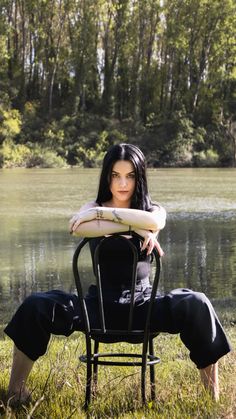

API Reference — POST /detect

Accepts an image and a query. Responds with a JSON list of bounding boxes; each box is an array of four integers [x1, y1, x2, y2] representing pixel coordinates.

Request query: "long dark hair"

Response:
[[96, 143, 152, 210]]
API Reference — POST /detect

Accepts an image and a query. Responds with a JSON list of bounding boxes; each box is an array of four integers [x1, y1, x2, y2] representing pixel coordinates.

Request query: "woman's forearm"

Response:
[[72, 221, 156, 239], [82, 206, 166, 231], [72, 220, 130, 238]]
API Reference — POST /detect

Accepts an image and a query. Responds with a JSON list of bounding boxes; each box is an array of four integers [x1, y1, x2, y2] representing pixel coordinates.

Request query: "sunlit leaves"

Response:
[[0, 0, 235, 165]]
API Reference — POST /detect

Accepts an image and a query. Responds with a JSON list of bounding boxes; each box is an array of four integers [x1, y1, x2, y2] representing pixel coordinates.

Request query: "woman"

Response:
[[5, 143, 231, 404]]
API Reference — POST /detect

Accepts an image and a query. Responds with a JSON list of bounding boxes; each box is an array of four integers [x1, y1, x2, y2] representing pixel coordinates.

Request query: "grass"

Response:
[[0, 320, 235, 419]]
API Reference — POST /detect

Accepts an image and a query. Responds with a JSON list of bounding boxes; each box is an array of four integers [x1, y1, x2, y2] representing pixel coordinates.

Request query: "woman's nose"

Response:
[[119, 177, 127, 187]]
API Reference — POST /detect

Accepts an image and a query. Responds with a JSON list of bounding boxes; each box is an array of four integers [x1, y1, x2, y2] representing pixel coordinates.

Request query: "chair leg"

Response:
[[93, 340, 99, 394], [149, 338, 156, 401], [141, 337, 149, 404], [84, 337, 92, 410], [141, 362, 147, 404]]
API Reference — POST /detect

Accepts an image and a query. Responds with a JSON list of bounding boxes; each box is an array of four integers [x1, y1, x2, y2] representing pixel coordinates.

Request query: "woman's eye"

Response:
[[111, 173, 135, 179]]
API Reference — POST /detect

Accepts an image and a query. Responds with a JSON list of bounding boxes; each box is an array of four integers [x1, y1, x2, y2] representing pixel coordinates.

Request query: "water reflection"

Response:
[[0, 168, 236, 323], [160, 216, 236, 300], [0, 214, 236, 323]]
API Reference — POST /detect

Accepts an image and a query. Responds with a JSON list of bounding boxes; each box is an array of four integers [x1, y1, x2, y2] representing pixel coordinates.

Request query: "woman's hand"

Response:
[[141, 231, 156, 255], [137, 229, 164, 257], [69, 208, 95, 233], [69, 213, 82, 233]]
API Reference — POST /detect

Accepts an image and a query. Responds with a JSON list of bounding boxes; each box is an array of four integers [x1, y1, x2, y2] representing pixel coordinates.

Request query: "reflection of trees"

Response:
[[160, 217, 236, 300], [0, 217, 236, 323], [0, 224, 97, 322], [0, 227, 78, 318]]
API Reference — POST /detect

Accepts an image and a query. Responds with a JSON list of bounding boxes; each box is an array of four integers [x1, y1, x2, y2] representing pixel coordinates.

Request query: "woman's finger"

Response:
[[154, 240, 165, 257], [72, 220, 80, 231], [141, 237, 149, 251], [69, 218, 75, 232], [147, 239, 154, 255]]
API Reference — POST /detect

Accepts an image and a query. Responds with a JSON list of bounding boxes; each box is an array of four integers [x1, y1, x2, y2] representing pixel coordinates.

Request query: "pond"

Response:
[[0, 167, 236, 323]]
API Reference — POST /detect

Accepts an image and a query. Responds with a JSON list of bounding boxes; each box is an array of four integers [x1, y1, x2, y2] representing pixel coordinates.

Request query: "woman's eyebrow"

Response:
[[111, 170, 135, 175]]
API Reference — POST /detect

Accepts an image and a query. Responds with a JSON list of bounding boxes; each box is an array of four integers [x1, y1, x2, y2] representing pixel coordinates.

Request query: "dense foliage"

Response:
[[0, 0, 236, 167]]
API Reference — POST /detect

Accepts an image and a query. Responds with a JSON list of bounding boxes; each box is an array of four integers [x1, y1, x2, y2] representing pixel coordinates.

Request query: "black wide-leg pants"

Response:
[[4, 288, 231, 369]]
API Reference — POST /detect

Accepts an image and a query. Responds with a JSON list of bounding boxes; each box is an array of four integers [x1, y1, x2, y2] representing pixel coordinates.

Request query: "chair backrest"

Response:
[[73, 234, 161, 342]]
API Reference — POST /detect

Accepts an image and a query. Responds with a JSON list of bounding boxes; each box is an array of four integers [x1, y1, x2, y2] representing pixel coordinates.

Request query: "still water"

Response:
[[0, 168, 236, 323]]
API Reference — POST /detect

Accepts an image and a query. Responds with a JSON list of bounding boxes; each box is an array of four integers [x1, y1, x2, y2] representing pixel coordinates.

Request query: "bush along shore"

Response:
[[0, 112, 235, 170]]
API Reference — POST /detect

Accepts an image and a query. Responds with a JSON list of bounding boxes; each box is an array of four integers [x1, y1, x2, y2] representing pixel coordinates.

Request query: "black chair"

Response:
[[72, 233, 161, 409]]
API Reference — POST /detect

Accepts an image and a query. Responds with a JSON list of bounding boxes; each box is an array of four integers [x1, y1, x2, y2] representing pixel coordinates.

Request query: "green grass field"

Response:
[[0, 323, 235, 419]]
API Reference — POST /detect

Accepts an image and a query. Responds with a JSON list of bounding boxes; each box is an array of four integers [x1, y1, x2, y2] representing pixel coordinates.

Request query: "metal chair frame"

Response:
[[72, 234, 161, 409]]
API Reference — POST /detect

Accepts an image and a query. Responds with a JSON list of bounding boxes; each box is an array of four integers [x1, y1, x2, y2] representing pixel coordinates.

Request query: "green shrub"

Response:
[[0, 140, 67, 168], [0, 139, 31, 168], [70, 129, 127, 167], [26, 147, 67, 168], [193, 149, 219, 167], [0, 107, 22, 142]]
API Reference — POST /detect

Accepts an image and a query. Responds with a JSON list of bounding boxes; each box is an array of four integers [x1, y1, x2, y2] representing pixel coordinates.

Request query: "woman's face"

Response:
[[109, 160, 136, 207]]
